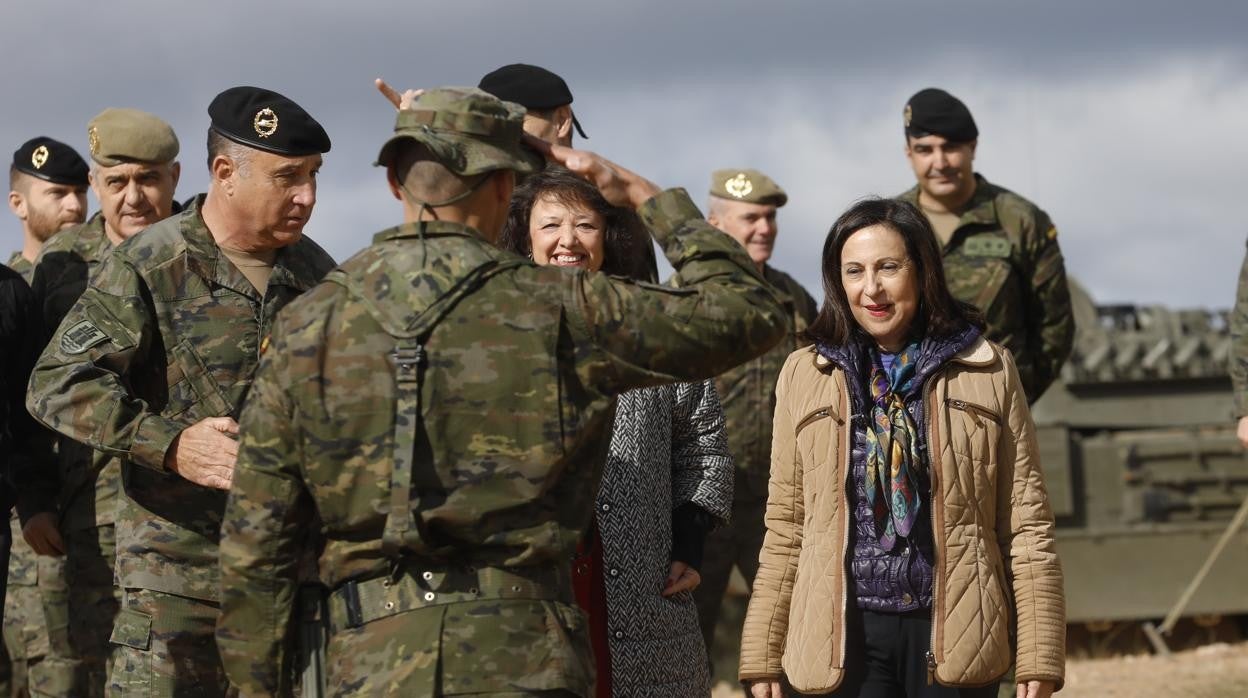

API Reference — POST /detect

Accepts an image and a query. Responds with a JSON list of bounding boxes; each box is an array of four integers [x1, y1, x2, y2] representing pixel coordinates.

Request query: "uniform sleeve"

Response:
[[564, 188, 787, 394], [1022, 208, 1073, 400], [218, 312, 312, 696], [26, 254, 182, 471], [1229, 240, 1248, 416], [1, 275, 53, 514], [994, 349, 1066, 689]]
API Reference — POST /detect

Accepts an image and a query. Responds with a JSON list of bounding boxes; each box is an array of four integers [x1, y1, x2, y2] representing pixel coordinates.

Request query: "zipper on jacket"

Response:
[[926, 377, 944, 685], [794, 407, 833, 435], [946, 398, 1001, 425]]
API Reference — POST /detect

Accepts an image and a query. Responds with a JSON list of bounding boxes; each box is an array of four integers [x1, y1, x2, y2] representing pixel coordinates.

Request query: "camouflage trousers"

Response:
[[108, 590, 235, 698], [32, 524, 120, 698], [2, 515, 54, 697], [324, 599, 592, 696], [692, 495, 766, 659]]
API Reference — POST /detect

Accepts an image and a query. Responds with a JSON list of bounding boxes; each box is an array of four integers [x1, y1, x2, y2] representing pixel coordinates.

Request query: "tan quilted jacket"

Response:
[[739, 338, 1066, 693]]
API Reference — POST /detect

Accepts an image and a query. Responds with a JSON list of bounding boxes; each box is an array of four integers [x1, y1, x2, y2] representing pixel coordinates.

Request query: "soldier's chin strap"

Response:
[[397, 174, 490, 268]]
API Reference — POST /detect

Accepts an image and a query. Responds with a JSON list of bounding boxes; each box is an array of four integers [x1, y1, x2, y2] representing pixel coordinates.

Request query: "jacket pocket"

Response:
[[110, 606, 152, 650], [945, 397, 1002, 467], [165, 340, 233, 420]]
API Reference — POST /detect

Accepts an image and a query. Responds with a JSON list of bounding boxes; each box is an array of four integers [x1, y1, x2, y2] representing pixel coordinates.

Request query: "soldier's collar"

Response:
[[373, 220, 484, 243]]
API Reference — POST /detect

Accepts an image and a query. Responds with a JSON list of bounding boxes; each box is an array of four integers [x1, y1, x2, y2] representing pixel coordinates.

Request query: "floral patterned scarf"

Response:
[[864, 341, 923, 550]]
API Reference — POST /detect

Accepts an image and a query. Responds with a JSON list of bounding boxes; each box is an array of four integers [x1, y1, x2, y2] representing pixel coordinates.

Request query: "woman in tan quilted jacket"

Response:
[[740, 198, 1065, 697]]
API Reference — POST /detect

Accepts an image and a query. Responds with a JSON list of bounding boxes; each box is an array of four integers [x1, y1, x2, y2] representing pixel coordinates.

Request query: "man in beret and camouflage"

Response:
[[694, 167, 818, 661], [3, 136, 88, 697], [28, 87, 335, 696], [896, 88, 1072, 401], [13, 109, 183, 698], [216, 86, 786, 696], [7, 137, 89, 282], [479, 63, 588, 147]]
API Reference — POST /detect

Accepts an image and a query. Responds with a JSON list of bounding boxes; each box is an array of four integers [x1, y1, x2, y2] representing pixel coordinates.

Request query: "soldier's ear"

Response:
[[968, 140, 978, 160], [8, 190, 25, 220], [555, 105, 574, 142], [385, 166, 403, 201]]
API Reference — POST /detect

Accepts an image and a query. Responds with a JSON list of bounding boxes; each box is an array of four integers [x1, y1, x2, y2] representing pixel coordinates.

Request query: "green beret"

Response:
[[709, 168, 787, 207], [87, 108, 179, 167], [904, 88, 978, 142], [208, 86, 331, 156], [11, 137, 88, 186], [375, 87, 541, 176]]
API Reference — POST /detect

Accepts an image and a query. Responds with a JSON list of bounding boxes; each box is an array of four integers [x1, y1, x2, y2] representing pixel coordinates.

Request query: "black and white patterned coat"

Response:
[[598, 380, 733, 696]]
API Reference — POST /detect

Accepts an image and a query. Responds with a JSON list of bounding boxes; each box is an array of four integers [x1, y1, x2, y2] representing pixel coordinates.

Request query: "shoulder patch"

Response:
[[60, 320, 110, 355], [1046, 225, 1058, 240]]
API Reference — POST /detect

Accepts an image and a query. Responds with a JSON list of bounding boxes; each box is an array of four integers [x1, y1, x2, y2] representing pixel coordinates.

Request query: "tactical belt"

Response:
[[327, 564, 572, 633]]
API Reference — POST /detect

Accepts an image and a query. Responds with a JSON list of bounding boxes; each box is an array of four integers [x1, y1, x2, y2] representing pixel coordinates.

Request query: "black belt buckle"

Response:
[[341, 580, 364, 629]]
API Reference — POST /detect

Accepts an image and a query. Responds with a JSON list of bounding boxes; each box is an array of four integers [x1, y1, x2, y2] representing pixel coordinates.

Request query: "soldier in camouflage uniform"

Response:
[[4, 136, 89, 697], [216, 87, 787, 696], [1229, 241, 1248, 448], [7, 137, 88, 280], [896, 88, 1072, 402], [693, 168, 818, 661], [27, 87, 335, 697]]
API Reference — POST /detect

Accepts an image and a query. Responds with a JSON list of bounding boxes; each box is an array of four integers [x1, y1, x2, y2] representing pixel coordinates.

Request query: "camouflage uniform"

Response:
[[694, 265, 816, 658], [2, 249, 45, 698], [1230, 239, 1248, 415], [14, 213, 121, 697], [27, 196, 335, 696], [215, 86, 786, 697], [899, 174, 1073, 401]]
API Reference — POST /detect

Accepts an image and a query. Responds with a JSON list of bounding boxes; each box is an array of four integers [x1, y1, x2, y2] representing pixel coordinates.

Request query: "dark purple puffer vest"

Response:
[[817, 326, 979, 613]]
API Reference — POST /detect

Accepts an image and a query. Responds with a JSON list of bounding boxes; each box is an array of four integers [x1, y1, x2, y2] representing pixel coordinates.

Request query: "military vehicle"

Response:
[[1032, 280, 1248, 657]]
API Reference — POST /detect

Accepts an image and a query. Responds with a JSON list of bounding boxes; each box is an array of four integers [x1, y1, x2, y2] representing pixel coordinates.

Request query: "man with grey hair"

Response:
[[19, 108, 180, 697], [695, 167, 818, 664], [29, 86, 335, 695]]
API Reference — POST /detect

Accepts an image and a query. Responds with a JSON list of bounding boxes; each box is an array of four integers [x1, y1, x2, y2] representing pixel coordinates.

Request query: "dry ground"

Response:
[[711, 641, 1248, 697]]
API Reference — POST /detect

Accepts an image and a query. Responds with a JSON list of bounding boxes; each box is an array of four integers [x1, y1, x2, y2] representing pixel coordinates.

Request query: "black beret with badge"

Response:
[[12, 136, 88, 186], [904, 88, 979, 142], [208, 86, 331, 156], [478, 64, 587, 139]]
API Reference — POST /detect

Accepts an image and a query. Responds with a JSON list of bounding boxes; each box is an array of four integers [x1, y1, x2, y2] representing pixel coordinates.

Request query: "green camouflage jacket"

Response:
[[714, 265, 817, 501], [6, 251, 34, 283], [1230, 240, 1248, 416], [19, 213, 121, 529], [27, 195, 335, 602], [899, 174, 1073, 400], [216, 189, 788, 695]]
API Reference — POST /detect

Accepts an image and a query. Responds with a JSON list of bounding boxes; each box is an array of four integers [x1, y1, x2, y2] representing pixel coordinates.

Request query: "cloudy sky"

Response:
[[3, 0, 1245, 309]]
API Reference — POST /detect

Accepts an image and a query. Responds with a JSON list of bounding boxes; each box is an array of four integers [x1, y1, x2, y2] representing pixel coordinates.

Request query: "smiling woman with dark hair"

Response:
[[739, 197, 1066, 698], [500, 166, 730, 696]]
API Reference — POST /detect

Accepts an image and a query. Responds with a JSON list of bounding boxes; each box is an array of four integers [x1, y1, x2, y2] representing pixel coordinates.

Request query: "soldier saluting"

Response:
[[896, 88, 1073, 401], [216, 86, 787, 696], [28, 86, 335, 695]]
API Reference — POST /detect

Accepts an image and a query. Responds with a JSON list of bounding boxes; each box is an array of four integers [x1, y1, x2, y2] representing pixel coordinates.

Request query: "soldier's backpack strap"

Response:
[[362, 257, 528, 560]]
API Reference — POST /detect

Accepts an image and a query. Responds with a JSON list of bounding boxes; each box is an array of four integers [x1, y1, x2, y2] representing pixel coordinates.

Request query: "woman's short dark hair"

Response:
[[804, 197, 982, 347], [500, 167, 653, 280]]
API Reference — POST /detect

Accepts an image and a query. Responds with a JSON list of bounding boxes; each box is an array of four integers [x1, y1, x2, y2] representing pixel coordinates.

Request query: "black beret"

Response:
[[208, 86, 331, 156], [904, 88, 978, 142], [11, 137, 88, 186], [478, 64, 587, 139]]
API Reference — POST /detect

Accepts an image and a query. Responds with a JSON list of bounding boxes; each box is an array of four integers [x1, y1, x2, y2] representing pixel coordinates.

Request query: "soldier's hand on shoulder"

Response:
[[22, 511, 65, 556], [523, 135, 661, 210], [165, 416, 240, 490]]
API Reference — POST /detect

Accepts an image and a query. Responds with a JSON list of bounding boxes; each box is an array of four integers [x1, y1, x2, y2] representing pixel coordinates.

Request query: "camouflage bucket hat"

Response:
[[375, 87, 542, 176]]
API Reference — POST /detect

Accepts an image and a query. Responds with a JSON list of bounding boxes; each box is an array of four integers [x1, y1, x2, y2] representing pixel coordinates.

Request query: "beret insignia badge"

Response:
[[725, 173, 754, 199], [88, 126, 100, 156], [253, 108, 279, 138], [31, 145, 50, 170], [904, 104, 913, 127]]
